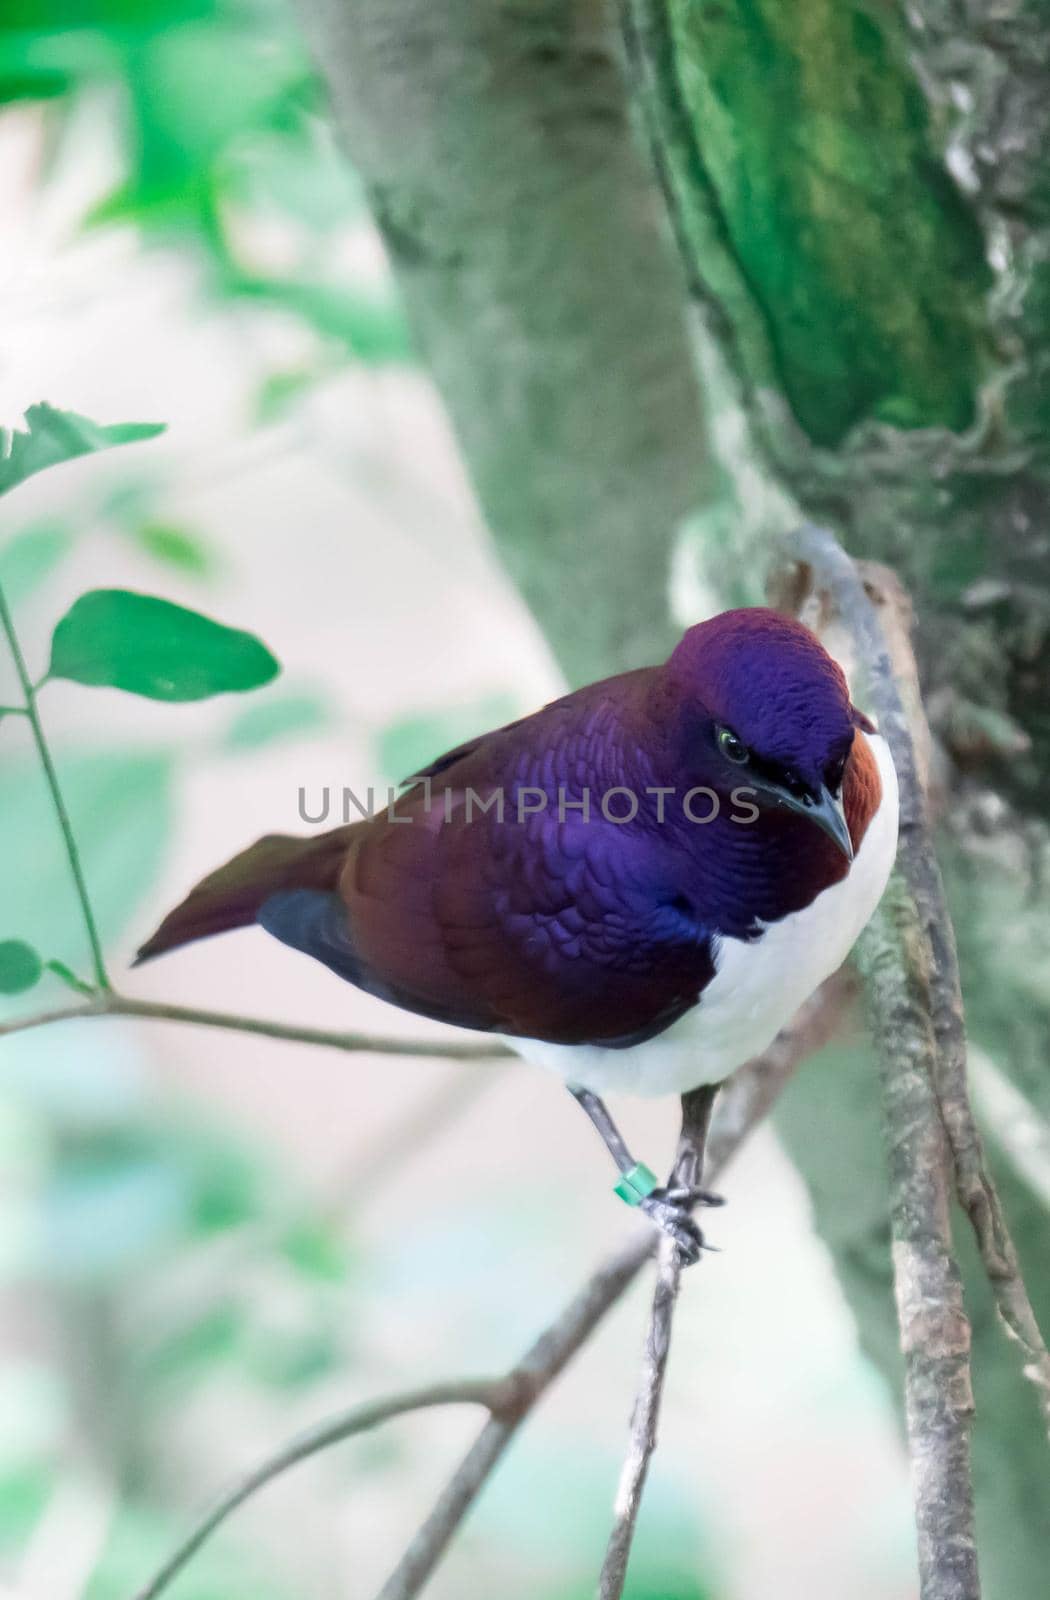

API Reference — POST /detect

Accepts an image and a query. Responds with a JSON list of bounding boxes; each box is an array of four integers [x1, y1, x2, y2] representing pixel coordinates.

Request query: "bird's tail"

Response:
[[134, 827, 356, 965]]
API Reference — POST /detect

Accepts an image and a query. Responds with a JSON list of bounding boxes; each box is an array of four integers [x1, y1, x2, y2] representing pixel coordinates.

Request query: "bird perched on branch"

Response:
[[137, 608, 898, 1259]]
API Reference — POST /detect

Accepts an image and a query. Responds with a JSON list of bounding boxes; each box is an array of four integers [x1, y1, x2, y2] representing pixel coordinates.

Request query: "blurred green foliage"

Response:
[[375, 695, 521, 786], [0, 387, 724, 1600], [1, 0, 409, 362]]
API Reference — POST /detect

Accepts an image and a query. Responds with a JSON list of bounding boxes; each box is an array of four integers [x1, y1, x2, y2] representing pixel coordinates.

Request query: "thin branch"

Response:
[[598, 1084, 717, 1600], [771, 526, 994, 1598], [599, 1240, 679, 1597], [131, 1380, 511, 1600], [777, 527, 1050, 1432], [373, 986, 841, 1600], [0, 989, 507, 1061], [127, 981, 839, 1600], [0, 581, 110, 990], [0, 1002, 108, 1040], [375, 1238, 651, 1600], [859, 887, 980, 1598]]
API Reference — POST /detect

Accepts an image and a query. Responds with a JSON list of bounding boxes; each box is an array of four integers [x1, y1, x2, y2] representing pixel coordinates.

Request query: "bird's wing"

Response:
[[302, 684, 717, 1047]]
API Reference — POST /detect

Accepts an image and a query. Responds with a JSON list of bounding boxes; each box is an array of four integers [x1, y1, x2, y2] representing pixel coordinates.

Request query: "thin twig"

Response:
[[777, 527, 1050, 1431], [375, 1238, 650, 1600], [599, 1239, 679, 1598], [860, 886, 979, 1598], [373, 988, 841, 1600], [0, 990, 507, 1060], [772, 527, 989, 1597], [131, 1380, 512, 1600], [0, 581, 110, 989], [128, 982, 839, 1600], [598, 1084, 717, 1600]]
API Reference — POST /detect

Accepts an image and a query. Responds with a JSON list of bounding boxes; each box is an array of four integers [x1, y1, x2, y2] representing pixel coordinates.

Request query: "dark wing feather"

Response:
[[323, 683, 715, 1046]]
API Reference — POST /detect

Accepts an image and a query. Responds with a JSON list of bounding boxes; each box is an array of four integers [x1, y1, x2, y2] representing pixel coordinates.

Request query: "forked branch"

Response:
[[774, 528, 1050, 1430], [772, 525, 1050, 1599], [132, 979, 845, 1600]]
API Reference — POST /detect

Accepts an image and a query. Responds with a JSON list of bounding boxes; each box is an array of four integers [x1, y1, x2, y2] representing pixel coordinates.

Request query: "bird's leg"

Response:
[[663, 1082, 724, 1210], [568, 1085, 723, 1265]]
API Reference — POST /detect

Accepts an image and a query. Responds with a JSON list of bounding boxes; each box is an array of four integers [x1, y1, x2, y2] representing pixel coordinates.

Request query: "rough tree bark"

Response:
[[623, 0, 1050, 803], [295, 1, 1050, 1593], [618, 8, 1050, 1594]]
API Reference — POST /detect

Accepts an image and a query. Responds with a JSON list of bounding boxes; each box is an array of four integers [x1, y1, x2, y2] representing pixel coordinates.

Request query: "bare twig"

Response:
[[375, 1237, 650, 1600], [0, 990, 506, 1061], [771, 524, 1050, 1596], [598, 1236, 680, 1600], [598, 1084, 717, 1600], [863, 570, 1050, 1432], [859, 885, 980, 1599], [374, 984, 843, 1600], [128, 981, 842, 1600], [131, 1380, 512, 1600], [776, 528, 1050, 1431]]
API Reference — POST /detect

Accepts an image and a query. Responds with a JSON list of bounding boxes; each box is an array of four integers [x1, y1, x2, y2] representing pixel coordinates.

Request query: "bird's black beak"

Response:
[[781, 784, 854, 861]]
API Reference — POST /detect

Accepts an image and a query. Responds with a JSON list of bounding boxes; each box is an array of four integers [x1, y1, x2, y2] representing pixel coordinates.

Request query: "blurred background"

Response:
[[0, 1, 1017, 1597]]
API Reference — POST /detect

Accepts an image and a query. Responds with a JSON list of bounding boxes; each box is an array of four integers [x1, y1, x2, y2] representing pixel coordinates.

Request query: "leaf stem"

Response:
[[0, 581, 110, 989]]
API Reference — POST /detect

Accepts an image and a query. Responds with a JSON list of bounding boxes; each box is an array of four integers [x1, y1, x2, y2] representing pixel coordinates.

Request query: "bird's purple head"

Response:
[[662, 608, 859, 857]]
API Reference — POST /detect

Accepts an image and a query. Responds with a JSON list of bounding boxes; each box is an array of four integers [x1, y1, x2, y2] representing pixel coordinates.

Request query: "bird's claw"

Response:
[[638, 1194, 708, 1266]]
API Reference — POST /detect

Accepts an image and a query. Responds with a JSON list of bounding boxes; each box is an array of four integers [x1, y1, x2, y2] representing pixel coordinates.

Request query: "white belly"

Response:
[[512, 734, 898, 1098]]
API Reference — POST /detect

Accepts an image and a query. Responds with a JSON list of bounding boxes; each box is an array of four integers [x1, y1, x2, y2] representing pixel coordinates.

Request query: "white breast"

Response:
[[512, 733, 899, 1098]]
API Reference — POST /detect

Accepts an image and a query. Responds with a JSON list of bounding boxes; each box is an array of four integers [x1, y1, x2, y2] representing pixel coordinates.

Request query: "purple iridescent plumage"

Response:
[[136, 609, 884, 1050]]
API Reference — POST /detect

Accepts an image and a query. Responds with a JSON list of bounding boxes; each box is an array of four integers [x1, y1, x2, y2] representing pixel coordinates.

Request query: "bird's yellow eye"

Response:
[[718, 726, 748, 765]]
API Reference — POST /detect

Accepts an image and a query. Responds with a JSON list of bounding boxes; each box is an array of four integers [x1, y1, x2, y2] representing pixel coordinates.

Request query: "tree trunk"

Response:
[[297, 2, 1050, 1593], [296, 0, 710, 685], [622, 6, 1050, 1593], [623, 0, 1050, 810]]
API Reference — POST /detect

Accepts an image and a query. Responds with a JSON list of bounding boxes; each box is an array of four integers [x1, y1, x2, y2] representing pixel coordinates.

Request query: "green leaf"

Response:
[[222, 690, 330, 751], [49, 589, 280, 701], [0, 522, 76, 604], [0, 404, 164, 498], [0, 940, 43, 995], [128, 522, 214, 576]]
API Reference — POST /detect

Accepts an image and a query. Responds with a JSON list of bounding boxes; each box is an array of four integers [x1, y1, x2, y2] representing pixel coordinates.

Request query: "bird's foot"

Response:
[[610, 1161, 724, 1266], [638, 1193, 709, 1265]]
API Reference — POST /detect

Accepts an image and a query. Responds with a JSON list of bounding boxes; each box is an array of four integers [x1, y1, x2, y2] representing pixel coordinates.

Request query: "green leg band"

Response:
[[614, 1162, 658, 1207]]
